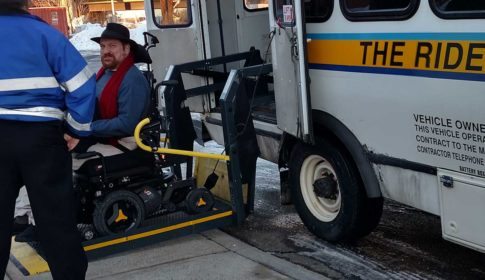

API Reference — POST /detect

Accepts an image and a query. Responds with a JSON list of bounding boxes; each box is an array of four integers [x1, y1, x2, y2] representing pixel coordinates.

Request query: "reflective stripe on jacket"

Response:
[[0, 14, 96, 137]]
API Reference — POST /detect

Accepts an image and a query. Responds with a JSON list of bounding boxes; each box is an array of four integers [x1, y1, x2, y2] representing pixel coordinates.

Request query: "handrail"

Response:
[[134, 118, 230, 161]]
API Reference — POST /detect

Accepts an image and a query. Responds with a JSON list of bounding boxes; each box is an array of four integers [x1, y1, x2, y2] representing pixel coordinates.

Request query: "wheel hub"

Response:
[[313, 175, 338, 200], [299, 155, 341, 222]]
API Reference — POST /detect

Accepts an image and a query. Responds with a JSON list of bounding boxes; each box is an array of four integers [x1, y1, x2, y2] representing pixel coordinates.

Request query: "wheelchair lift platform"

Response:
[[10, 200, 234, 276], [82, 200, 233, 260]]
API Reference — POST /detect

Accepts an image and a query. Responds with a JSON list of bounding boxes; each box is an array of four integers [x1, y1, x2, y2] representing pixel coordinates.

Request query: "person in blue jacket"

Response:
[[0, 0, 96, 279]]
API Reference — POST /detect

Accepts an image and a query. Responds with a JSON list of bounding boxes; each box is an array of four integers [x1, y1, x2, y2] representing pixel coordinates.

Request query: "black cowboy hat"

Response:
[[91, 23, 137, 48], [91, 22, 152, 64]]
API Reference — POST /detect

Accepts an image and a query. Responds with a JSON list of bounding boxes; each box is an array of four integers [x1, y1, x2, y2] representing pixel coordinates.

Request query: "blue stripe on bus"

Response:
[[308, 63, 485, 82], [306, 33, 485, 41]]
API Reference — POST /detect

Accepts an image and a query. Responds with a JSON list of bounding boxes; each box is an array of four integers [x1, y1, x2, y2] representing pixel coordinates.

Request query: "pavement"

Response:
[[5, 229, 326, 280]]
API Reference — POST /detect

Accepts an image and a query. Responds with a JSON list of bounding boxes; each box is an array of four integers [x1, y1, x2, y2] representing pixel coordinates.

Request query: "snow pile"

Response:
[[70, 22, 148, 52], [130, 21, 148, 46], [69, 23, 104, 51], [71, 16, 87, 34]]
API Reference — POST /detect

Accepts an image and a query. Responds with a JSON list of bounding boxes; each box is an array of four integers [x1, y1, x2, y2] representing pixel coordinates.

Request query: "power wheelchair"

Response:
[[74, 33, 216, 240]]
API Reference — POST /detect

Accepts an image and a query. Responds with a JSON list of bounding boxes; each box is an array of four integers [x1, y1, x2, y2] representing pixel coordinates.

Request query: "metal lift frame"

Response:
[[81, 50, 270, 260]]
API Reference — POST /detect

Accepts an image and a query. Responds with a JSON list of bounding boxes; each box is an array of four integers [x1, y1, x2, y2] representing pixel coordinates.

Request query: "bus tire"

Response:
[[355, 196, 383, 238], [289, 139, 378, 242]]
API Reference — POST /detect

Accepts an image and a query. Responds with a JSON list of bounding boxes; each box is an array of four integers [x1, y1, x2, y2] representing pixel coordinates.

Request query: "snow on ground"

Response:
[[194, 140, 279, 192], [129, 22, 148, 46], [70, 22, 147, 52], [289, 234, 435, 280]]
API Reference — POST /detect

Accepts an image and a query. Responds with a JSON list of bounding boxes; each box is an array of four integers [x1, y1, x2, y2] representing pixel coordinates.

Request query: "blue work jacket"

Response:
[[0, 13, 96, 137]]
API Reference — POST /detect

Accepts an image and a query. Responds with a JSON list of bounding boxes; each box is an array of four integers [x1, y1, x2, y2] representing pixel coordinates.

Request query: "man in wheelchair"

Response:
[[74, 25, 215, 240], [71, 23, 153, 238]]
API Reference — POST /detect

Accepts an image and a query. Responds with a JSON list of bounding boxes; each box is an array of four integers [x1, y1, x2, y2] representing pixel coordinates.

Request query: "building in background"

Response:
[[29, 0, 77, 35], [29, 6, 70, 36], [28, 0, 146, 33], [85, 0, 146, 26]]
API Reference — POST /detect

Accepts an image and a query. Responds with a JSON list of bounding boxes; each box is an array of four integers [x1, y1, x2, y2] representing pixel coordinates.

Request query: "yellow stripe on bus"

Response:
[[307, 39, 485, 74], [84, 210, 233, 251]]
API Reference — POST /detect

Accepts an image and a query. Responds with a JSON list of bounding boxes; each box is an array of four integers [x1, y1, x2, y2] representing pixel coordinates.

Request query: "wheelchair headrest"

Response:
[[133, 43, 152, 64]]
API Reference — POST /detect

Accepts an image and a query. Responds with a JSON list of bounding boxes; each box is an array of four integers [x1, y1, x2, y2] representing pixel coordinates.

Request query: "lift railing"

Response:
[[154, 49, 271, 225]]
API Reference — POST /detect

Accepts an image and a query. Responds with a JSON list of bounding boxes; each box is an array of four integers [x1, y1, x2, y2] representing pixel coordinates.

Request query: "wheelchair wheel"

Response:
[[185, 188, 215, 214], [93, 190, 145, 236]]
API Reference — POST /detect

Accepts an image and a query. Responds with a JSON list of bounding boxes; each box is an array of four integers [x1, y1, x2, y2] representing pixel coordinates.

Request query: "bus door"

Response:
[[145, 0, 213, 113], [269, 0, 313, 142]]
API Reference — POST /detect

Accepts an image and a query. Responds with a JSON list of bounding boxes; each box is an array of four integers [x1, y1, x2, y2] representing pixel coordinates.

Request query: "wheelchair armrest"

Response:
[[161, 80, 179, 86], [140, 120, 162, 148], [75, 151, 104, 160], [75, 151, 108, 183]]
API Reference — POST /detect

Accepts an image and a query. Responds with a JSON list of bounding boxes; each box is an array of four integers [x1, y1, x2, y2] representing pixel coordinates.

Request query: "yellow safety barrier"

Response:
[[134, 118, 230, 161]]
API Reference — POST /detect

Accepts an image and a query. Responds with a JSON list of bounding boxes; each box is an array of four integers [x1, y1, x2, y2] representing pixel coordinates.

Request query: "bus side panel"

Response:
[[306, 2, 485, 212], [374, 164, 440, 215]]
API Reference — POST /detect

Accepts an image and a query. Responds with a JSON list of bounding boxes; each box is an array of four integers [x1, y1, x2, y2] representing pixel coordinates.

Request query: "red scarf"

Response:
[[96, 53, 134, 145]]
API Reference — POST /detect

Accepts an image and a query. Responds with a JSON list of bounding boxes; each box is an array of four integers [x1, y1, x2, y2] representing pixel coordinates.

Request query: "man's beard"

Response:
[[101, 55, 119, 70]]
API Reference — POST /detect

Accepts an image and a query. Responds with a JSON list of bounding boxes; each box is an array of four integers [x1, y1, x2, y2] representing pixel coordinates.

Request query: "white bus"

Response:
[[144, 0, 485, 253]]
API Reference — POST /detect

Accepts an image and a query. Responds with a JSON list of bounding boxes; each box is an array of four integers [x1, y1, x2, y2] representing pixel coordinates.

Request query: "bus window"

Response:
[[151, 0, 192, 28], [244, 0, 269, 11], [431, 0, 485, 19], [341, 0, 419, 21], [304, 0, 333, 23]]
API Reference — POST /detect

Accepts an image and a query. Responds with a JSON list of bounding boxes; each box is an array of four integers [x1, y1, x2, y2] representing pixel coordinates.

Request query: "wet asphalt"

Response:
[[223, 156, 485, 280]]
